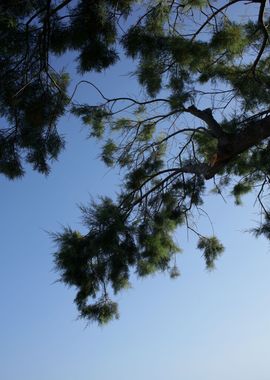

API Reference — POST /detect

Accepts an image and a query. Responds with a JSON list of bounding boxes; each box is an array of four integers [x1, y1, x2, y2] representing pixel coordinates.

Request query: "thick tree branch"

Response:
[[205, 114, 270, 178], [185, 105, 225, 138]]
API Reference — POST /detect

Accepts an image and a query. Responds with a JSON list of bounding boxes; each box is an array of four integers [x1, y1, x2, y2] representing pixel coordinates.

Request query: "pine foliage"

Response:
[[2, 1, 270, 323]]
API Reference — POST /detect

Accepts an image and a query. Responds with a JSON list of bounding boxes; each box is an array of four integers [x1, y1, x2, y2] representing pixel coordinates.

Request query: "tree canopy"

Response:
[[2, 0, 270, 324]]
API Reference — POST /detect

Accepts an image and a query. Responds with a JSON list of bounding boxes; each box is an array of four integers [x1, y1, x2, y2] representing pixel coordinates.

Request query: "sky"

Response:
[[1, 5, 270, 379]]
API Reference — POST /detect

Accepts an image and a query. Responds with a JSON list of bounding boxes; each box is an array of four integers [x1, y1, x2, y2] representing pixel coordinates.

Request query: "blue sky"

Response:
[[1, 24, 270, 380]]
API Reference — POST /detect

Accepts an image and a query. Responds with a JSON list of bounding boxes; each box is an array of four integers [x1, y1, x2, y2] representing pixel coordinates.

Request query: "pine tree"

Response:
[[2, 1, 270, 323]]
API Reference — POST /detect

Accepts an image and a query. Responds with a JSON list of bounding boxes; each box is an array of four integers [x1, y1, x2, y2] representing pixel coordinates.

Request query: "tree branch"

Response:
[[252, 0, 269, 72], [205, 114, 270, 179], [185, 105, 225, 138]]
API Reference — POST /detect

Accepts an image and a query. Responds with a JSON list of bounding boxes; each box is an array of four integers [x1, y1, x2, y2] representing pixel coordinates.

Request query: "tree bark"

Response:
[[204, 114, 270, 179]]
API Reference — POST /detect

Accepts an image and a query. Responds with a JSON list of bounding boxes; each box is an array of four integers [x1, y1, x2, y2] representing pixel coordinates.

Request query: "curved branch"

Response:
[[252, 0, 269, 72], [191, 0, 244, 42]]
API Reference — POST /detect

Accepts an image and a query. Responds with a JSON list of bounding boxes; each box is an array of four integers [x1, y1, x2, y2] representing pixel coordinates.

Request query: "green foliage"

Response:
[[0, 0, 135, 177], [3, 0, 270, 324], [253, 214, 270, 241], [54, 198, 136, 324], [101, 139, 117, 166], [194, 132, 218, 162], [169, 264, 181, 279], [72, 105, 110, 138], [210, 23, 247, 57], [113, 118, 133, 130], [0, 71, 69, 177], [2, 0, 268, 178], [51, 0, 134, 72], [168, 72, 191, 110], [185, 0, 208, 7], [138, 123, 156, 141], [232, 182, 252, 205], [54, 194, 183, 323], [197, 237, 224, 270], [137, 59, 163, 97]]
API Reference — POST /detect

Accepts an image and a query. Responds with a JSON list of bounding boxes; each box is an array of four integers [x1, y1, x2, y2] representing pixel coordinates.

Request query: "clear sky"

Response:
[[1, 37, 270, 380]]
